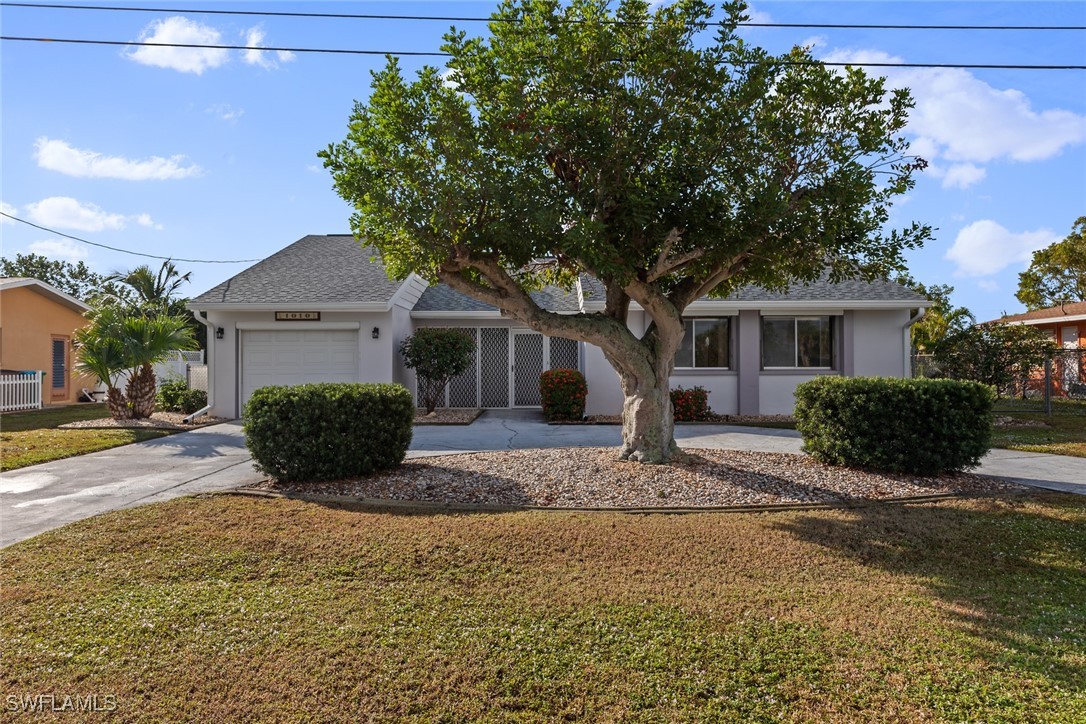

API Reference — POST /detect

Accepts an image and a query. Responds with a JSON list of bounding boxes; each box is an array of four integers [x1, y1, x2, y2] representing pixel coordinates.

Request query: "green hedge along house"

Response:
[[188, 234, 930, 419]]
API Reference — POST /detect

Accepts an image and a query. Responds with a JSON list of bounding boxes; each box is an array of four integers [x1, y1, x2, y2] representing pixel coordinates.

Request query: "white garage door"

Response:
[[240, 329, 360, 410]]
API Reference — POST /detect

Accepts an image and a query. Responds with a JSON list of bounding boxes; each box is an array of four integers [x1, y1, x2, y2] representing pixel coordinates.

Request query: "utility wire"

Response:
[[1, 212, 261, 264], [3, 36, 1084, 69], [2, 2, 1084, 31]]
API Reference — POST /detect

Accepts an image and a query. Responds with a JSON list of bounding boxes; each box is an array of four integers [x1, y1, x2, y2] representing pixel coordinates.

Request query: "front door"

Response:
[[511, 331, 544, 406], [1062, 325, 1080, 391], [50, 336, 69, 401]]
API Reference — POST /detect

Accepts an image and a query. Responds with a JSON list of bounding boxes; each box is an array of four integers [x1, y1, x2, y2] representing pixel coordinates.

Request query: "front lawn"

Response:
[[2, 494, 1082, 720], [0, 405, 172, 471], [990, 398, 1086, 458]]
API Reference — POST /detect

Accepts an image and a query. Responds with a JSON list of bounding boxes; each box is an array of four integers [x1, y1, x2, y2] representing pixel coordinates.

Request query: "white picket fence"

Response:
[[0, 371, 43, 412]]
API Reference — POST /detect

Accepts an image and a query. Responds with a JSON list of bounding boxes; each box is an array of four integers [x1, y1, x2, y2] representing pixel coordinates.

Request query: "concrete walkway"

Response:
[[2, 411, 1083, 548]]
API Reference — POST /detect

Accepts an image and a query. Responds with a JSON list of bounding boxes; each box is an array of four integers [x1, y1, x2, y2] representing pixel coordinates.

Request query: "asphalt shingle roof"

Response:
[[190, 235, 404, 306], [579, 274, 925, 305], [995, 301, 1086, 324], [415, 283, 581, 313]]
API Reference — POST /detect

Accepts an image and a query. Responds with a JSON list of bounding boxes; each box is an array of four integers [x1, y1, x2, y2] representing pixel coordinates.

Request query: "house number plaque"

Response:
[[275, 311, 321, 321]]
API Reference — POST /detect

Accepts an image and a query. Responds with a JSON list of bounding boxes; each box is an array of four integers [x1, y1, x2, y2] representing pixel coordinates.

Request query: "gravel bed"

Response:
[[60, 412, 229, 430], [415, 408, 483, 425], [583, 414, 794, 425], [252, 447, 1021, 508]]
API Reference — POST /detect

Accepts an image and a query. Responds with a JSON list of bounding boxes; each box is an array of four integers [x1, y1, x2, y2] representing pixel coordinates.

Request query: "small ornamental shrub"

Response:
[[400, 328, 476, 413], [244, 382, 414, 482], [794, 376, 995, 475], [540, 368, 587, 421], [156, 377, 207, 414], [670, 385, 711, 422]]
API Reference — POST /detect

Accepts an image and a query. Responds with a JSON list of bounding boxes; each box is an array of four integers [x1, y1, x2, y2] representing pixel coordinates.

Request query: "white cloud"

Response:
[[27, 239, 89, 263], [1, 200, 16, 222], [134, 213, 164, 231], [242, 27, 295, 69], [978, 279, 1000, 292], [25, 197, 126, 232], [207, 104, 244, 122], [34, 138, 201, 180], [800, 35, 827, 50], [820, 48, 1086, 182], [934, 162, 988, 190], [745, 4, 773, 24], [945, 220, 1059, 277], [126, 16, 229, 74]]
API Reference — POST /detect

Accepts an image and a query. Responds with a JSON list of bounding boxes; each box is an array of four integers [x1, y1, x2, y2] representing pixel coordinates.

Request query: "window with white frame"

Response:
[[675, 318, 731, 369], [761, 316, 834, 369]]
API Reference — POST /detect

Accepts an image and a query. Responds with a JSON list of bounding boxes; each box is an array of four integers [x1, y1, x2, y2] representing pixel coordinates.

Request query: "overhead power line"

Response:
[[3, 36, 1084, 70], [2, 2, 1084, 31], [1, 212, 261, 264]]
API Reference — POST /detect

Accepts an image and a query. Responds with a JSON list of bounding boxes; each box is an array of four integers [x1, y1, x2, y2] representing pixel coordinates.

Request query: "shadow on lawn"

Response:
[[772, 494, 1086, 692]]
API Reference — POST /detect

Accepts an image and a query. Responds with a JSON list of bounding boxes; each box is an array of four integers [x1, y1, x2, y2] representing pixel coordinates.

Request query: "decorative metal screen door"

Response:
[[512, 331, 545, 406]]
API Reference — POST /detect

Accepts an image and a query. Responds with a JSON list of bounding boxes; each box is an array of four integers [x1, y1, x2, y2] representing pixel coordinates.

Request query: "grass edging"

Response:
[[224, 487, 1034, 516]]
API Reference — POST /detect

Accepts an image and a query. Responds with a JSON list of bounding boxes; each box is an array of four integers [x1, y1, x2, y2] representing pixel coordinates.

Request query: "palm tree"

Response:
[[74, 305, 197, 419], [107, 260, 192, 315]]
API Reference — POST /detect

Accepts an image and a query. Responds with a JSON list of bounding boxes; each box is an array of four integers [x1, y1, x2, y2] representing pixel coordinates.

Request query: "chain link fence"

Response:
[[913, 349, 1086, 414]]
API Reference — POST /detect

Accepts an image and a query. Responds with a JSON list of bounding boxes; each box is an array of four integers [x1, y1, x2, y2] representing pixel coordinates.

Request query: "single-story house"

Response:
[[189, 234, 929, 419], [0, 277, 96, 404], [994, 301, 1086, 349], [994, 301, 1085, 396]]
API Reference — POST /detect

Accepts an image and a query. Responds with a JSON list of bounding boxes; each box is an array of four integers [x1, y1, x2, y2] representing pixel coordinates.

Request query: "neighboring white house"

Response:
[[189, 234, 929, 419]]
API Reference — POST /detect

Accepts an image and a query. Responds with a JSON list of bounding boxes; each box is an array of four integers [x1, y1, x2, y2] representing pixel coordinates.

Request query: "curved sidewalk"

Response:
[[2, 412, 1083, 548]]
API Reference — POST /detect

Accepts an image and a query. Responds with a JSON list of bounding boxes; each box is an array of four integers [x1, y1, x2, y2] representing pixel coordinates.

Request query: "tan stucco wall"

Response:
[[0, 286, 96, 403]]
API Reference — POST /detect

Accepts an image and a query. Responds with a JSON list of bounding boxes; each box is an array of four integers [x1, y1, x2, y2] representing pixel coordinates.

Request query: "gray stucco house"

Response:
[[189, 234, 929, 419]]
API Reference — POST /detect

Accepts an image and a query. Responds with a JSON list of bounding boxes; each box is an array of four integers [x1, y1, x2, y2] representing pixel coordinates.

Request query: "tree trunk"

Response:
[[126, 364, 158, 419], [105, 387, 131, 420], [619, 376, 678, 463]]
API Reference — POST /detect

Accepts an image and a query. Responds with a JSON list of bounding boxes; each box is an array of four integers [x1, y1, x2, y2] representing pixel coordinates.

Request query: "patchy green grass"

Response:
[[992, 399, 1086, 458], [2, 494, 1083, 721], [0, 405, 171, 471]]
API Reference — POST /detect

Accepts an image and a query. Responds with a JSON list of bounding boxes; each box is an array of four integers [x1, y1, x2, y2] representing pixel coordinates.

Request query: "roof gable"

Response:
[[189, 235, 409, 308], [0, 277, 91, 313]]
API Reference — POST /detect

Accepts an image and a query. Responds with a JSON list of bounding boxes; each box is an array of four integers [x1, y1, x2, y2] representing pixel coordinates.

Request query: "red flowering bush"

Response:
[[670, 385, 711, 421], [540, 368, 588, 421]]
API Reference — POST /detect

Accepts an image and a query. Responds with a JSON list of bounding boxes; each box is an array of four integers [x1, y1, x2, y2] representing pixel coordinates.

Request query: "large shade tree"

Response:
[[322, 0, 930, 462], [1016, 216, 1086, 310]]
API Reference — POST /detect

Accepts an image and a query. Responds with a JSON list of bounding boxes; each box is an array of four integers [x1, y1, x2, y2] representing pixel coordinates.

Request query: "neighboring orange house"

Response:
[[995, 301, 1086, 397], [0, 277, 97, 404]]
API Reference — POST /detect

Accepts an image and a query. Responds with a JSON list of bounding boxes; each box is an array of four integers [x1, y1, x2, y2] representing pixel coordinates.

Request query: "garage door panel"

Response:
[[241, 329, 359, 410]]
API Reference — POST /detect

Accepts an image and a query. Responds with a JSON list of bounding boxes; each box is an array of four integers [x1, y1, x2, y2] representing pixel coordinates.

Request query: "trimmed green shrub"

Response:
[[540, 368, 587, 421], [671, 385, 711, 422], [244, 382, 414, 482], [156, 378, 207, 414], [794, 376, 995, 475], [400, 328, 476, 413]]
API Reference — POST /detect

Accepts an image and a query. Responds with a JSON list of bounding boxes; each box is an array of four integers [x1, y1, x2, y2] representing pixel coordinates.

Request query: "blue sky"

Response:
[[2, 1, 1084, 322]]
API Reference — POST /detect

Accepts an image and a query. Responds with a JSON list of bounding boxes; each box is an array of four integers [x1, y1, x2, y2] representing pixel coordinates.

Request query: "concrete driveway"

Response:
[[2, 411, 1083, 547], [0, 421, 261, 547]]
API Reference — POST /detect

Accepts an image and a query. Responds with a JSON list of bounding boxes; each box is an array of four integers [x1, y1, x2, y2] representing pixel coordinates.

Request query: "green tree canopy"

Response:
[[322, 0, 930, 462], [1016, 216, 1086, 310], [0, 253, 130, 305], [932, 323, 1056, 393], [896, 276, 974, 352]]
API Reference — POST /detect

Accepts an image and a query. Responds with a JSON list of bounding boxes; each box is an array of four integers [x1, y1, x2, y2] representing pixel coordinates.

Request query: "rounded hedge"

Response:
[[243, 382, 414, 482], [540, 368, 587, 421], [794, 376, 995, 475]]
